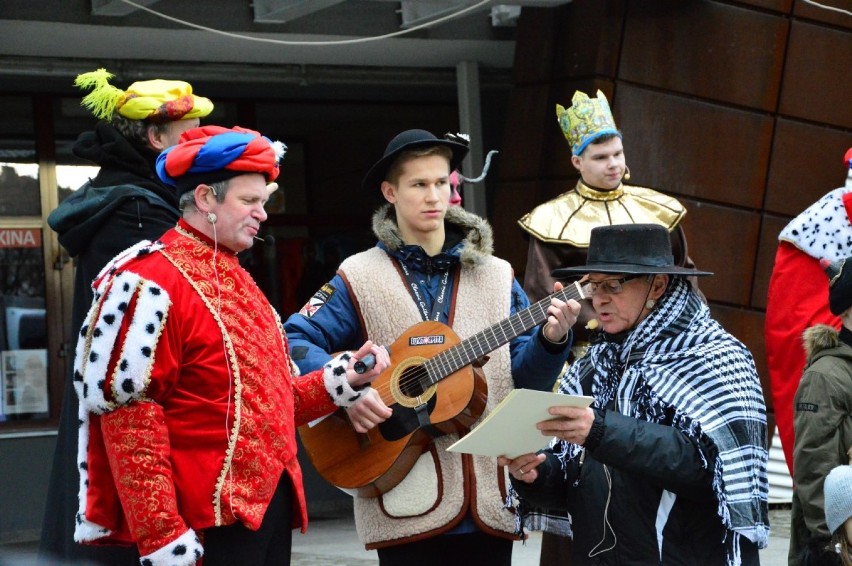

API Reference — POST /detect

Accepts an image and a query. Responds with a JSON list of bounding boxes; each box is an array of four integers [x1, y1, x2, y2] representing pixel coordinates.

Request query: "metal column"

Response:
[[456, 60, 486, 217]]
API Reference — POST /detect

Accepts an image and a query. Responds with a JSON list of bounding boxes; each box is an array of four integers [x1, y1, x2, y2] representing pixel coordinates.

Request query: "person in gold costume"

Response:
[[516, 89, 695, 565]]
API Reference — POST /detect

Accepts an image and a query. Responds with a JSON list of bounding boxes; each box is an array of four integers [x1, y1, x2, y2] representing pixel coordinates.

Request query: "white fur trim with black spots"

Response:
[[73, 400, 112, 542], [111, 279, 170, 405], [77, 271, 142, 414], [323, 352, 369, 408], [77, 272, 171, 414], [139, 528, 203, 566], [93, 239, 162, 294]]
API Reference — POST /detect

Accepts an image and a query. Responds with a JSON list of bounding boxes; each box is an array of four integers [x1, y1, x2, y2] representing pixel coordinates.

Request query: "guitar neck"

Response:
[[424, 281, 585, 381]]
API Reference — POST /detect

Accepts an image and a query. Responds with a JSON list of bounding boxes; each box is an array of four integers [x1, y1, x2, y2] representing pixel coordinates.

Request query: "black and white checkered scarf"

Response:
[[518, 278, 769, 565]]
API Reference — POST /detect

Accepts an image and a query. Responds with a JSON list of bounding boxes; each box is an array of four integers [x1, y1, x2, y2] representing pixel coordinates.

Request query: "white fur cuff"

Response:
[[73, 513, 111, 543], [139, 528, 202, 566], [323, 352, 369, 408]]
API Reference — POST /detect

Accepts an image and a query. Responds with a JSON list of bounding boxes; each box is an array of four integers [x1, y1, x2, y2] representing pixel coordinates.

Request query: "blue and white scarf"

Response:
[[520, 278, 769, 565]]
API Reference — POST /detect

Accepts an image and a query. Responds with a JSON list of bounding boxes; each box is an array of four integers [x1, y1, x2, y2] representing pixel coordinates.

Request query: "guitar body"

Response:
[[298, 320, 489, 497]]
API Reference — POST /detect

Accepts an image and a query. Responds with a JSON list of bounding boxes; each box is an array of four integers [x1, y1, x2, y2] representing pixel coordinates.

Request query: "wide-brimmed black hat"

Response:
[[362, 129, 469, 191], [551, 224, 713, 278]]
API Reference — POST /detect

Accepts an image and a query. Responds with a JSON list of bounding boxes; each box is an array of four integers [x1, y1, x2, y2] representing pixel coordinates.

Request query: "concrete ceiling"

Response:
[[0, 0, 574, 99]]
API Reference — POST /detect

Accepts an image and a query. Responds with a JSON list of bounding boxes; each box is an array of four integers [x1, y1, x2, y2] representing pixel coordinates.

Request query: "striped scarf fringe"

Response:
[[517, 278, 769, 566]]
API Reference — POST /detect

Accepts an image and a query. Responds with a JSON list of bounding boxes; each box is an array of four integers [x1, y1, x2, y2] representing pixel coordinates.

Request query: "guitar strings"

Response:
[[365, 283, 584, 400]]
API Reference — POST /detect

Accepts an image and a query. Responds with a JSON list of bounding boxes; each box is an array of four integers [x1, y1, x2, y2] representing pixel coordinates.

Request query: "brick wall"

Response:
[[494, 0, 852, 416]]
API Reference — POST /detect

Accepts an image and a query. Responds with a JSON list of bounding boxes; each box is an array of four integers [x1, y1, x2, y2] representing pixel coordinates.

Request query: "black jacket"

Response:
[[513, 370, 761, 565], [40, 123, 179, 564]]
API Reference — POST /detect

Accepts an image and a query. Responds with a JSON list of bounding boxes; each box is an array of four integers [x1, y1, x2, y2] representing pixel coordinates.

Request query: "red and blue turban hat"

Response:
[[156, 125, 286, 195]]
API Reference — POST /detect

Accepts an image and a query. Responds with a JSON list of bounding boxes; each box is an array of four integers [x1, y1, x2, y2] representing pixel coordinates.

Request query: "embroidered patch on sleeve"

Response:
[[291, 345, 308, 360], [299, 283, 336, 318], [796, 402, 818, 413]]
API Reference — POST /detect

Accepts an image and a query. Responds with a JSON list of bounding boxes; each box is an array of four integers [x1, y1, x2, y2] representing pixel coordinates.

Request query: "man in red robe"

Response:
[[765, 147, 852, 474], [72, 125, 389, 566]]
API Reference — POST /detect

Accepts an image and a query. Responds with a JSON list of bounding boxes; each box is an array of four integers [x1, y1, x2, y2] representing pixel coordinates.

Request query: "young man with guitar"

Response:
[[285, 129, 580, 565]]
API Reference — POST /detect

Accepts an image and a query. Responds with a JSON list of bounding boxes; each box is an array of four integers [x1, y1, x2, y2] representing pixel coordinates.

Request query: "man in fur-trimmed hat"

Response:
[[41, 68, 216, 564], [68, 126, 389, 566], [284, 128, 579, 565], [789, 256, 852, 565]]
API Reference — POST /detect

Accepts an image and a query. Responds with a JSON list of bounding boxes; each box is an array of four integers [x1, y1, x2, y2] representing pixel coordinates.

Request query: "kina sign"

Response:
[[0, 229, 42, 248]]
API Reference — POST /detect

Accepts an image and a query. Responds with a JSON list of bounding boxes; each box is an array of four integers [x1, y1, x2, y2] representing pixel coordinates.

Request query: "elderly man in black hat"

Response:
[[500, 223, 769, 566], [284, 129, 579, 565]]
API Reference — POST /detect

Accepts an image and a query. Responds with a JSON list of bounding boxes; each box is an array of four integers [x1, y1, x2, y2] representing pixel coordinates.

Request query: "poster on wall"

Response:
[[1, 349, 48, 416]]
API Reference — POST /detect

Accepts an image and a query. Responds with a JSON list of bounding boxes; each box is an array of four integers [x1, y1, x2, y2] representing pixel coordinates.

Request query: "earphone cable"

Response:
[[210, 218, 237, 518]]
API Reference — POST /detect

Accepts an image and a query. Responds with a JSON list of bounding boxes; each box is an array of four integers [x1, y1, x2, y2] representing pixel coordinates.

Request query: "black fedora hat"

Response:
[[551, 224, 713, 278], [362, 129, 469, 191]]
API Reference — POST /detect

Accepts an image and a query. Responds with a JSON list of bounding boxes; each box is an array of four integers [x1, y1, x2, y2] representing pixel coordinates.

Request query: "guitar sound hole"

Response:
[[399, 365, 429, 398]]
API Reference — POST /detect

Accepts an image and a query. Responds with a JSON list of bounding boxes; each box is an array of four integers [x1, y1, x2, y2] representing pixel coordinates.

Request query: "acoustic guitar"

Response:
[[298, 281, 585, 497]]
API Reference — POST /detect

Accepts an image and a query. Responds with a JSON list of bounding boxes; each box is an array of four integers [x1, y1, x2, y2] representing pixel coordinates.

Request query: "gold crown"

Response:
[[556, 90, 619, 156]]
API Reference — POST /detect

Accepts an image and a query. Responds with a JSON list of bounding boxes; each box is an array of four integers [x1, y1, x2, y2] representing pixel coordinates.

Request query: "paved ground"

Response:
[[291, 514, 542, 565], [0, 507, 790, 565], [292, 506, 792, 565]]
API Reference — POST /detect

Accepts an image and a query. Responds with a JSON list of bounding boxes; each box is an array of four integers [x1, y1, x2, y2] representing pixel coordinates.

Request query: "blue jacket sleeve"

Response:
[[283, 274, 365, 375], [508, 278, 572, 391]]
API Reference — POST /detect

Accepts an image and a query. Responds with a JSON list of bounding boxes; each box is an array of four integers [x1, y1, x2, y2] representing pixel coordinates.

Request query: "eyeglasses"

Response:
[[581, 274, 647, 296]]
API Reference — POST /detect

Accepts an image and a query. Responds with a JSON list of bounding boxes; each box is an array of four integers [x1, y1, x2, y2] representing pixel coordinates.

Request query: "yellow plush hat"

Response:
[[556, 90, 621, 156], [74, 68, 214, 123]]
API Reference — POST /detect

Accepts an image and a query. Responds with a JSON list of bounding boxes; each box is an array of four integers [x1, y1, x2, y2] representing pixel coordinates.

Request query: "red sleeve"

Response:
[[290, 368, 338, 427], [765, 241, 840, 474], [100, 401, 188, 556]]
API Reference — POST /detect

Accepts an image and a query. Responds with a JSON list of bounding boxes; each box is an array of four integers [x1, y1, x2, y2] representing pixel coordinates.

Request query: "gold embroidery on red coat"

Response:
[[162, 229, 294, 528], [102, 402, 182, 552]]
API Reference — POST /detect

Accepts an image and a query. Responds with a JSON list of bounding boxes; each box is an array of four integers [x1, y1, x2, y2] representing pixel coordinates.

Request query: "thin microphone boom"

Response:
[[259, 234, 278, 306]]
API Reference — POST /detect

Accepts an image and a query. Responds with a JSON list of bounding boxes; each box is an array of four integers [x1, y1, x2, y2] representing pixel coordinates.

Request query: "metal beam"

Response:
[[391, 0, 573, 28], [0, 55, 512, 92], [91, 0, 162, 17], [399, 1, 480, 29], [253, 0, 347, 24]]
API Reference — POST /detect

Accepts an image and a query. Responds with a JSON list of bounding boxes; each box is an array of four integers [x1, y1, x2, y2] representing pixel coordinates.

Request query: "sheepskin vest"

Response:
[[340, 244, 517, 548]]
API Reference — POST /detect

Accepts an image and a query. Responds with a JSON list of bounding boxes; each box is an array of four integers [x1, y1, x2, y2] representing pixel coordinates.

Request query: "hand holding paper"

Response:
[[446, 389, 593, 459], [537, 405, 596, 446], [497, 452, 546, 484]]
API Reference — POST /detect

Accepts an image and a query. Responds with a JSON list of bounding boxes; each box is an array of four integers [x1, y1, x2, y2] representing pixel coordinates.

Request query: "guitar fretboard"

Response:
[[423, 282, 584, 382]]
